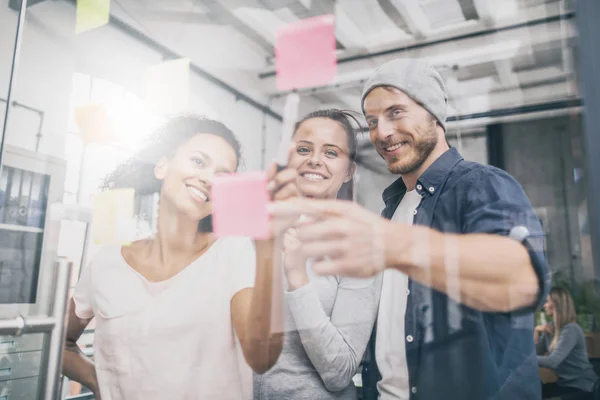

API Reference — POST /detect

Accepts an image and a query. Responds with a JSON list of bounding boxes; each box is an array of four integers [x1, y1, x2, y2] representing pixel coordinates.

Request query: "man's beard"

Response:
[[385, 127, 438, 175]]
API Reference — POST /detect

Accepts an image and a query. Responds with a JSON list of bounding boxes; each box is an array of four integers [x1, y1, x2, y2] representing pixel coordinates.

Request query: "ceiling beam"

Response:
[[62, 0, 282, 121], [107, 9, 217, 24], [452, 79, 576, 116], [259, 5, 572, 79], [8, 0, 46, 10], [260, 13, 575, 96], [257, 0, 344, 49], [199, 1, 275, 53], [494, 59, 520, 87], [375, 0, 415, 37], [456, 0, 480, 20], [473, 0, 519, 26], [333, 2, 368, 49]]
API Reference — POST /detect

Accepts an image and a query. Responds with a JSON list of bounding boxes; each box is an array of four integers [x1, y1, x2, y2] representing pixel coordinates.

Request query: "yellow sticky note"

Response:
[[76, 0, 110, 34], [92, 188, 135, 246], [74, 103, 118, 145], [145, 58, 190, 115]]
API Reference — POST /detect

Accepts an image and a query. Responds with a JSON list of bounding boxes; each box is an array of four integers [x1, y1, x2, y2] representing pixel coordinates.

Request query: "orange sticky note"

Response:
[[76, 0, 110, 34], [211, 172, 270, 239], [275, 15, 337, 91], [92, 188, 135, 245], [145, 58, 190, 115], [74, 103, 118, 145]]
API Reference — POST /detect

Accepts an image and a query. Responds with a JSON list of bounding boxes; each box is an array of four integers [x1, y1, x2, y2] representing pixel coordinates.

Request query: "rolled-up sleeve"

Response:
[[461, 167, 550, 313]]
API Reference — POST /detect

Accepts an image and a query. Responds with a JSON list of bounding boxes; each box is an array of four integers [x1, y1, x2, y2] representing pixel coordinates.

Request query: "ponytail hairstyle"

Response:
[[293, 109, 361, 201], [548, 287, 577, 351]]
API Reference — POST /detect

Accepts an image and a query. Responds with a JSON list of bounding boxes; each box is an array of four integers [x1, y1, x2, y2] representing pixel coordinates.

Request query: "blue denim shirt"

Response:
[[361, 148, 550, 400]]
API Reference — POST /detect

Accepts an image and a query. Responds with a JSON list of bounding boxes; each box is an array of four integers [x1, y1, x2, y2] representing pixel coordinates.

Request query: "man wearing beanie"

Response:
[[268, 58, 549, 400]]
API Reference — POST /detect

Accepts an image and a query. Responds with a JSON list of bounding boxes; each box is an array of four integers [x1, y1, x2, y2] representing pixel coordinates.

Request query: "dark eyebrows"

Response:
[[297, 140, 342, 151], [323, 144, 343, 151], [191, 150, 211, 162]]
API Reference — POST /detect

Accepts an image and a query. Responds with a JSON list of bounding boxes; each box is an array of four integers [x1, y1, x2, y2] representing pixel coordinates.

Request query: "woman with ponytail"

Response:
[[536, 287, 598, 399], [253, 109, 381, 399]]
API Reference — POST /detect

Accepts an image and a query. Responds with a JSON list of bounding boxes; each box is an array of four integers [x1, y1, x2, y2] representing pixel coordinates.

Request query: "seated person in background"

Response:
[[253, 110, 381, 400], [536, 286, 598, 399]]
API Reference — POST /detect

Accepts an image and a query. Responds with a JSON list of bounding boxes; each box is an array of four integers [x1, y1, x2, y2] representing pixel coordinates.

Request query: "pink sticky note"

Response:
[[275, 14, 337, 91], [211, 172, 270, 239]]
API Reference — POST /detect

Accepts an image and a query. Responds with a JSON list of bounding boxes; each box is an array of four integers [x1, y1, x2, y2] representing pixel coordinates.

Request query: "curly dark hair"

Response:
[[293, 109, 361, 200], [102, 114, 242, 195]]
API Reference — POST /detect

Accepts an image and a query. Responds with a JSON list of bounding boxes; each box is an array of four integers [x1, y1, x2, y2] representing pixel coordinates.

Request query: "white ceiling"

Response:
[[106, 0, 578, 122]]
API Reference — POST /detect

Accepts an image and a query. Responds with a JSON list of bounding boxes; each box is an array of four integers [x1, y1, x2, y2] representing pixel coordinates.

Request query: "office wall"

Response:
[[502, 115, 586, 284], [0, 0, 281, 275], [0, 0, 279, 169]]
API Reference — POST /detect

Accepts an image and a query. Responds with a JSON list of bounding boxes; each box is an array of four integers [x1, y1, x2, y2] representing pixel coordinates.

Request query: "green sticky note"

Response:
[[76, 0, 110, 34]]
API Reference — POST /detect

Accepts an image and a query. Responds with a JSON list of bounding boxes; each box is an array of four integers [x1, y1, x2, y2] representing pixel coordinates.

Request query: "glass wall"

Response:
[[0, 0, 598, 399], [0, 0, 22, 306]]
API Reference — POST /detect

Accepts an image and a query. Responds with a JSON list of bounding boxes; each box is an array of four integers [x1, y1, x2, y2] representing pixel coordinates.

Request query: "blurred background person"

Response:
[[536, 287, 598, 399], [253, 110, 381, 400]]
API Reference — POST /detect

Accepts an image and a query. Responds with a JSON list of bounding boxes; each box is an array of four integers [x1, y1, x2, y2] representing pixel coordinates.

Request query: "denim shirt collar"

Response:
[[382, 147, 464, 208]]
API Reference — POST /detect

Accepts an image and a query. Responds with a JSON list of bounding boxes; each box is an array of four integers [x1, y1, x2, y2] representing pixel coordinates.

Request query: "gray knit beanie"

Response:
[[361, 58, 448, 131]]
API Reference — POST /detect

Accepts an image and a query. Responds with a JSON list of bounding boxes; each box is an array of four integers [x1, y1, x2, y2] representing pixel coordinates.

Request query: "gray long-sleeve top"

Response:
[[537, 322, 598, 392], [254, 264, 381, 400]]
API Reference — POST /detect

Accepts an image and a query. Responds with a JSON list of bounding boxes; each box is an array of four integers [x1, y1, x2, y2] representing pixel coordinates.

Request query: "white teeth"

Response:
[[303, 173, 324, 181], [188, 186, 207, 201], [386, 143, 404, 152]]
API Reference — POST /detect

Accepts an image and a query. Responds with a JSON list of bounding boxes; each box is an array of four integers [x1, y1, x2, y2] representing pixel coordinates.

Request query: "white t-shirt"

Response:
[[376, 190, 422, 400], [73, 237, 256, 400]]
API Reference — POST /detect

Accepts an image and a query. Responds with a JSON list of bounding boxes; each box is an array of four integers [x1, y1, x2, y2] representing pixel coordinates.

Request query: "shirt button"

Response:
[[412, 387, 417, 394], [406, 335, 413, 342], [412, 209, 418, 215], [416, 184, 423, 190], [406, 289, 410, 295], [428, 186, 435, 193]]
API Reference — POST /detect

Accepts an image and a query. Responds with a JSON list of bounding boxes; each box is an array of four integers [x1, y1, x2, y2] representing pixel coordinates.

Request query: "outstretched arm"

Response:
[[232, 239, 284, 373], [62, 298, 100, 399]]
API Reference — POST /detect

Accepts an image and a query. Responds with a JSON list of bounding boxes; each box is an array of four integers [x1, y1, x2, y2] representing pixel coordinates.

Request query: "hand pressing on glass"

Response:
[[268, 199, 395, 278], [282, 228, 310, 291], [265, 161, 302, 238]]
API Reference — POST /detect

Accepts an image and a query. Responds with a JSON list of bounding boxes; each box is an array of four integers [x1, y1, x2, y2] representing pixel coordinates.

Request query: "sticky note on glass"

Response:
[[92, 188, 135, 245], [74, 103, 118, 145], [211, 172, 270, 239], [145, 58, 190, 115], [76, 0, 110, 34], [275, 15, 337, 91]]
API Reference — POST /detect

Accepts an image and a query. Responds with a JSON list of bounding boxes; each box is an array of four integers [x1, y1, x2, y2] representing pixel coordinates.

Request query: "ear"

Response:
[[344, 162, 357, 183], [436, 121, 446, 138], [154, 156, 168, 180]]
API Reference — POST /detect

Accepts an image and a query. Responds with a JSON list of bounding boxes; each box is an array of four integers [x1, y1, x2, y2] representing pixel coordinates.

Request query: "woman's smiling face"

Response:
[[288, 117, 354, 199]]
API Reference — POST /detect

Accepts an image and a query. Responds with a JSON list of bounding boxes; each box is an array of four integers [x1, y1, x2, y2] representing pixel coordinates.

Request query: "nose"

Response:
[[197, 167, 217, 187], [307, 152, 323, 167], [374, 116, 395, 142]]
